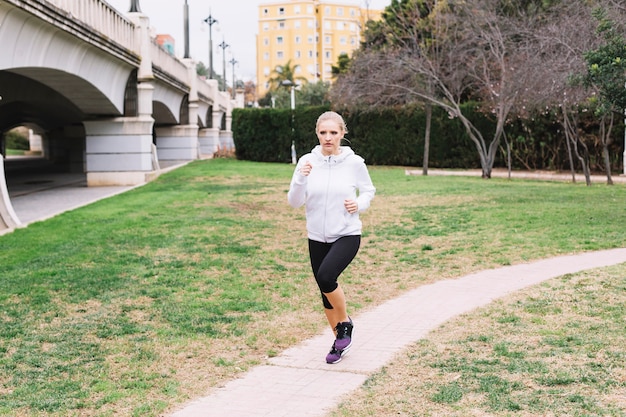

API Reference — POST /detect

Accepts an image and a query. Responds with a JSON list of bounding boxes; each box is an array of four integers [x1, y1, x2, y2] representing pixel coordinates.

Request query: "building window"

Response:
[[324, 21, 331, 30], [264, 67, 270, 76], [263, 52, 269, 60], [308, 50, 313, 58], [307, 36, 314, 44], [307, 19, 314, 28], [264, 37, 269, 46], [277, 51, 284, 59], [279, 21, 285, 29], [295, 36, 301, 44], [340, 36, 346, 45], [337, 7, 344, 16], [277, 36, 284, 44], [350, 8, 356, 17], [307, 5, 313, 13], [295, 5, 301, 14], [325, 36, 331, 44], [324, 6, 330, 15], [337, 21, 344, 30], [296, 50, 301, 58], [263, 8, 269, 15], [325, 51, 331, 59], [263, 22, 269, 31], [279, 7, 285, 15], [295, 20, 301, 28]]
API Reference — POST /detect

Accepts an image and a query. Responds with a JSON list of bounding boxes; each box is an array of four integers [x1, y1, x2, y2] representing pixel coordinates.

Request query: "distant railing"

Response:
[[46, 0, 138, 53], [151, 41, 191, 88]]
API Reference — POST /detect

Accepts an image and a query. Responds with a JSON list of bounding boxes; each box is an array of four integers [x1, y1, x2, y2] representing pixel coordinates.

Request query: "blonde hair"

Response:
[[315, 111, 348, 135]]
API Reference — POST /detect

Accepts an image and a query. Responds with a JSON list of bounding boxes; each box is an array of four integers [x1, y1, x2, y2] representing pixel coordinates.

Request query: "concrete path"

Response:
[[170, 248, 626, 417]]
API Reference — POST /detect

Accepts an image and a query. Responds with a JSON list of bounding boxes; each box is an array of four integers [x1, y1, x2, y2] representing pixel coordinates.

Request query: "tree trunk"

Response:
[[600, 114, 614, 185], [503, 130, 512, 179], [561, 106, 577, 184], [422, 103, 432, 176]]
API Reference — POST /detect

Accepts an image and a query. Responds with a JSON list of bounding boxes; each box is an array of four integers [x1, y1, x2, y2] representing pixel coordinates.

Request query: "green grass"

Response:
[[0, 159, 625, 416]]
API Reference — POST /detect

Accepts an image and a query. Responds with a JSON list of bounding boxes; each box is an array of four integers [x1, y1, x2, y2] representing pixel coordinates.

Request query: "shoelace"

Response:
[[335, 322, 349, 339]]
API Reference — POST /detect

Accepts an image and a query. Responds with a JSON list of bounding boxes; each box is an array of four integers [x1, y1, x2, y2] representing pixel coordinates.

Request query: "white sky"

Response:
[[104, 0, 391, 83]]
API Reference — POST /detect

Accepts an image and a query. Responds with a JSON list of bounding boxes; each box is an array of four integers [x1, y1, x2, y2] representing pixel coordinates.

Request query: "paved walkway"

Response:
[[407, 167, 626, 183], [4, 161, 626, 417], [169, 248, 626, 417]]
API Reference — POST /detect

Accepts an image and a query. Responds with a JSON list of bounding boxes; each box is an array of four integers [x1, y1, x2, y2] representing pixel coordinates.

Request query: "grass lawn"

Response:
[[0, 158, 624, 416]]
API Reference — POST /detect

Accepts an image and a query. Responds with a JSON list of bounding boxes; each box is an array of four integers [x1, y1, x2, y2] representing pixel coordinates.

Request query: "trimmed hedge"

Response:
[[232, 104, 624, 172]]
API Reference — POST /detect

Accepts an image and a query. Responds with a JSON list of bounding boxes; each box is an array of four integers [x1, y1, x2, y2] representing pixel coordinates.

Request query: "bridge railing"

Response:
[[47, 0, 138, 53], [151, 41, 191, 87]]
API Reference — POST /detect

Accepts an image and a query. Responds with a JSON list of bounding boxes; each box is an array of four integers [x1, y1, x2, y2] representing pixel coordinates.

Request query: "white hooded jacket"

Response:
[[288, 145, 376, 243]]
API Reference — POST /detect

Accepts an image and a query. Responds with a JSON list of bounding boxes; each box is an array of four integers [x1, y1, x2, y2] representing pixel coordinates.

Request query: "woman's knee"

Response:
[[315, 269, 339, 293]]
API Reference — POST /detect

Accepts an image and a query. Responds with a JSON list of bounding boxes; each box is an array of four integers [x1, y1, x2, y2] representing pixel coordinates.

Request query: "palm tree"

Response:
[[267, 59, 308, 91]]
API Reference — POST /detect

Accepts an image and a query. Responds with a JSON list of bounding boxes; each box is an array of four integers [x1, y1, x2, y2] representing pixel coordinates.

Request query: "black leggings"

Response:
[[308, 235, 361, 309]]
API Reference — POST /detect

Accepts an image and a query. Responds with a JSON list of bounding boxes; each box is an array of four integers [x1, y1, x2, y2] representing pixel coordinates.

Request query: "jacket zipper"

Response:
[[323, 156, 332, 242]]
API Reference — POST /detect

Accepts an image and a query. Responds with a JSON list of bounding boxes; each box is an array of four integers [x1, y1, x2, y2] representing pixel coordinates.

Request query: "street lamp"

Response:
[[218, 38, 229, 92], [281, 80, 295, 110], [129, 0, 141, 12], [203, 11, 218, 79], [282, 80, 297, 164], [183, 0, 190, 59], [229, 58, 238, 99]]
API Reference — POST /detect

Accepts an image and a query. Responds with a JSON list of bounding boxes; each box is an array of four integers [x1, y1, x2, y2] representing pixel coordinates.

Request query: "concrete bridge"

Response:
[[0, 0, 240, 230]]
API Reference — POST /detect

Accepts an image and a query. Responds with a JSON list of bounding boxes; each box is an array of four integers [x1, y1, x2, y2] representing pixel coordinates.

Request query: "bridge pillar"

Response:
[[219, 112, 235, 152], [198, 128, 220, 158], [155, 125, 199, 165], [0, 157, 21, 231], [84, 117, 156, 186]]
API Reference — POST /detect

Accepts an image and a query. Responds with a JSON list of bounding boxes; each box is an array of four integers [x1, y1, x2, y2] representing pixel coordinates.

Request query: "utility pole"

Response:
[[183, 0, 190, 59], [129, 0, 141, 12], [203, 11, 218, 79], [229, 58, 238, 99], [218, 38, 229, 92]]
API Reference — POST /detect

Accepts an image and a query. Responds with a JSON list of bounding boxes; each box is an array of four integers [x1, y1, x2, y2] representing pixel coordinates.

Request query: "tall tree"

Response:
[[334, 0, 546, 178], [333, 0, 437, 175], [267, 59, 308, 92], [580, 8, 626, 184]]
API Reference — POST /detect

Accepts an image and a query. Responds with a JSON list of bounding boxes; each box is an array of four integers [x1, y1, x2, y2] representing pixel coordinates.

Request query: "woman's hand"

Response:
[[344, 199, 358, 214], [299, 161, 313, 176]]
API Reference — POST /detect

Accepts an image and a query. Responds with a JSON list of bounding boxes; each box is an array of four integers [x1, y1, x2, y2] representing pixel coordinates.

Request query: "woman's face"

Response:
[[316, 119, 343, 156]]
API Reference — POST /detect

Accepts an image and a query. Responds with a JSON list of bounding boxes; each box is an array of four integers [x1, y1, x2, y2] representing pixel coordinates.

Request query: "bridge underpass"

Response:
[[0, 0, 240, 233]]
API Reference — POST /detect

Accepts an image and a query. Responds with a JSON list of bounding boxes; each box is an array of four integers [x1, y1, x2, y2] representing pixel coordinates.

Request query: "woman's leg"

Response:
[[323, 285, 348, 332], [308, 236, 360, 330]]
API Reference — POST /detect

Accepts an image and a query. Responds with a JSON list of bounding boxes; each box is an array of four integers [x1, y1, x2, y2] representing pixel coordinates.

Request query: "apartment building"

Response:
[[256, 0, 381, 98]]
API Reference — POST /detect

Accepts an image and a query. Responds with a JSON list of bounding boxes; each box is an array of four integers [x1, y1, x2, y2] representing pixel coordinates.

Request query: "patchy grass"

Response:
[[334, 266, 626, 417], [0, 159, 625, 416]]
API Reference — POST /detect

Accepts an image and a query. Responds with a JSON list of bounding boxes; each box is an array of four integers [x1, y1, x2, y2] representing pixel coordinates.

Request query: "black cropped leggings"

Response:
[[308, 235, 361, 309]]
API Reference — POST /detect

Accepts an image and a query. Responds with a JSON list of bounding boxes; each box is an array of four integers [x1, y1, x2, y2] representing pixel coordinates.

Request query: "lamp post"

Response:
[[129, 0, 141, 12], [183, 0, 190, 59], [218, 38, 229, 92], [203, 11, 218, 79], [229, 58, 238, 99], [282, 80, 297, 164]]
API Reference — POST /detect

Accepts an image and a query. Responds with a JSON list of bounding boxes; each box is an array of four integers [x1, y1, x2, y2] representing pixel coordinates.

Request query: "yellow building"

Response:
[[256, 0, 382, 98]]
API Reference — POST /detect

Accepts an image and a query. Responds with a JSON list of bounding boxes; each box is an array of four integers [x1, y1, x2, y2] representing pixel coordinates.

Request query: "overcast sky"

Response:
[[105, 0, 391, 83]]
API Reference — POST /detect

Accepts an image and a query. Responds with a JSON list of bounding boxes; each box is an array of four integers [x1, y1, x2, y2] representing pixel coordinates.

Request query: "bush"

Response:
[[232, 105, 624, 173], [5, 129, 30, 151]]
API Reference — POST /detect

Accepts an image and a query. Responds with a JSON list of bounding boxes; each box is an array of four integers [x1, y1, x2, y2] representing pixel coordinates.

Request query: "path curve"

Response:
[[171, 248, 626, 417]]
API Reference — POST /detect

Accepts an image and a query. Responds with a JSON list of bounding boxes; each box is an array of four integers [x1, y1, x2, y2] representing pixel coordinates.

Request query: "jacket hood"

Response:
[[310, 145, 356, 164]]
